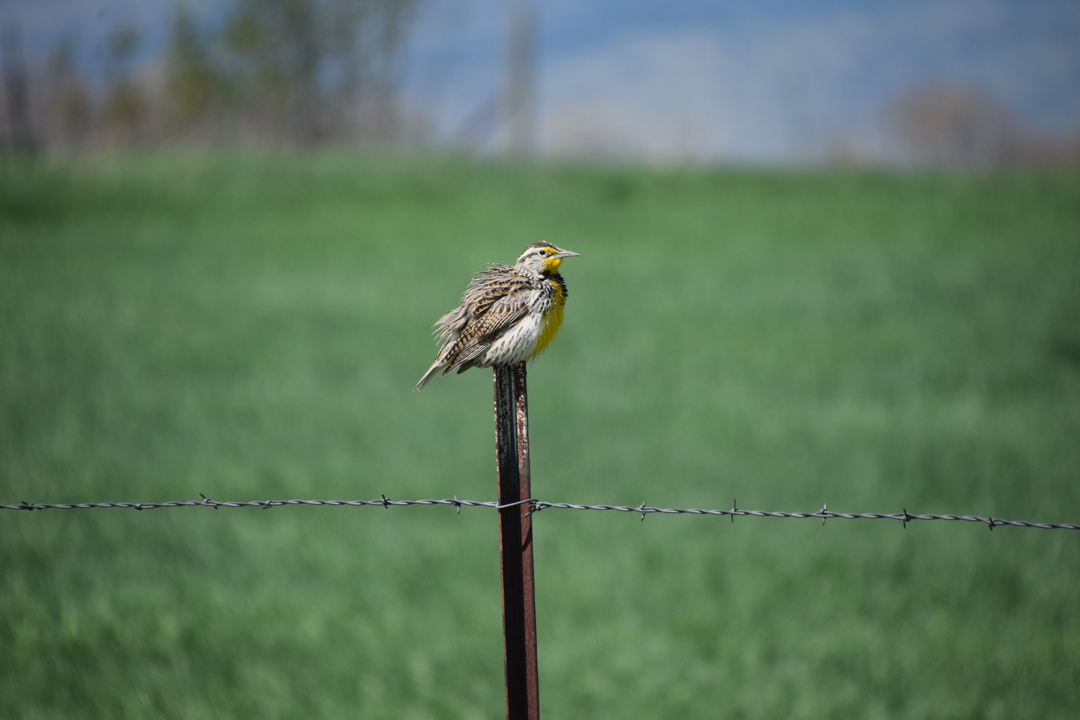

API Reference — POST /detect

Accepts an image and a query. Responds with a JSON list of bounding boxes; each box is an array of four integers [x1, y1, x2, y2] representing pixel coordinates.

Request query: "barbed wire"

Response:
[[2, 494, 1077, 531]]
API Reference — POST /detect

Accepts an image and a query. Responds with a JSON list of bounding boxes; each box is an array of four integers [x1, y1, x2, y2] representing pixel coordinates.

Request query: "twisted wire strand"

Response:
[[2, 496, 1077, 530]]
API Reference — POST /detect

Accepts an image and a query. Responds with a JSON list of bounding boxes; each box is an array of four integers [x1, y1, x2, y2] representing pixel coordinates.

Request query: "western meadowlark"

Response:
[[415, 241, 581, 390]]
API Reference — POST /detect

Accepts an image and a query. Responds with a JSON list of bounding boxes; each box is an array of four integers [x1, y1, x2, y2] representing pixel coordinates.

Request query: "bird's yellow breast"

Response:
[[530, 279, 566, 359]]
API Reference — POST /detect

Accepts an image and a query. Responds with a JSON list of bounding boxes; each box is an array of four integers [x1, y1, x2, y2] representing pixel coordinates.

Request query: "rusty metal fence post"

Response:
[[494, 363, 539, 720]]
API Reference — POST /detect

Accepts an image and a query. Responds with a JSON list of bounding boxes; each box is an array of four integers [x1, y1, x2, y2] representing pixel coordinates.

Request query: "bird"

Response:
[[415, 241, 581, 390]]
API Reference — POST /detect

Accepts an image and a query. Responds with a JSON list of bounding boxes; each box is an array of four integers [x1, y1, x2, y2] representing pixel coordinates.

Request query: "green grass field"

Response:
[[2, 152, 1079, 719]]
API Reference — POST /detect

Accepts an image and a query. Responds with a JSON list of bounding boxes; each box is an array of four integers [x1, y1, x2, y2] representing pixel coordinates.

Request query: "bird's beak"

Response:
[[553, 250, 581, 259]]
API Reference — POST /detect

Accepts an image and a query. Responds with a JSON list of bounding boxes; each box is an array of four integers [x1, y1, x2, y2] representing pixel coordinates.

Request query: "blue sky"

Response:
[[5, 0, 1080, 161]]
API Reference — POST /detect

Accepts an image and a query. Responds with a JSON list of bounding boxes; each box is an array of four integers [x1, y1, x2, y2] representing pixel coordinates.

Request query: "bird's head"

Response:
[[516, 241, 581, 275]]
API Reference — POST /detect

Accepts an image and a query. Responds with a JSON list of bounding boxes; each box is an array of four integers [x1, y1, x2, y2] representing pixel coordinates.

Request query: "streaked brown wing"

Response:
[[442, 274, 534, 372]]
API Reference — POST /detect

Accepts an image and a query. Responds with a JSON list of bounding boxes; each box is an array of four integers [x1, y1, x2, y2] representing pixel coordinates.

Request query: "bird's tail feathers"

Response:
[[414, 363, 445, 391]]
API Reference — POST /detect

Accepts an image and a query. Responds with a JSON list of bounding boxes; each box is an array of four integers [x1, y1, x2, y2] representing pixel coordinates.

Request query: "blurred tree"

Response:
[[167, 4, 216, 134], [220, 0, 418, 144], [10, 0, 422, 151], [1, 22, 38, 154], [330, 0, 419, 142], [48, 36, 92, 150], [223, 0, 322, 142], [103, 25, 145, 144], [890, 84, 1022, 168]]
